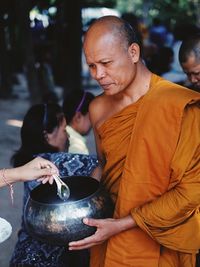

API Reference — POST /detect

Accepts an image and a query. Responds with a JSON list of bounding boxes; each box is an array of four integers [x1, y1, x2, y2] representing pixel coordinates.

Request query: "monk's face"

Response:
[[181, 53, 200, 90], [83, 27, 140, 96]]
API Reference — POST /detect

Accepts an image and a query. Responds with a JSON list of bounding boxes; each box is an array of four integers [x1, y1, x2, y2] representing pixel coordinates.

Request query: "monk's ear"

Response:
[[128, 43, 140, 63]]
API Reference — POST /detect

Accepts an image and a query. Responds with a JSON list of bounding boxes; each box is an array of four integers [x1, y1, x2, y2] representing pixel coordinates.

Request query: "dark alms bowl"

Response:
[[24, 176, 114, 246]]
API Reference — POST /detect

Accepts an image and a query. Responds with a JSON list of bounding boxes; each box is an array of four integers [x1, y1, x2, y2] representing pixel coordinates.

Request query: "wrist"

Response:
[[0, 168, 14, 204], [1, 168, 14, 184], [116, 215, 136, 232], [5, 168, 21, 183]]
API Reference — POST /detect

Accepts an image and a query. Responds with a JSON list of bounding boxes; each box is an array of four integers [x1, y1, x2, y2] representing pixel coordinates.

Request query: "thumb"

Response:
[[83, 218, 99, 227]]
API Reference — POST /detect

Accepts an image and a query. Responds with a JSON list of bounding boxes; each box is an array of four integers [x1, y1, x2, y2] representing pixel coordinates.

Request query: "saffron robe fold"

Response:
[[90, 74, 200, 267]]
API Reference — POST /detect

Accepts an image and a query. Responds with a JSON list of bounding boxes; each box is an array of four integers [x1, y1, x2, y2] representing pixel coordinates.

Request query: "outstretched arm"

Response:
[[0, 157, 58, 187]]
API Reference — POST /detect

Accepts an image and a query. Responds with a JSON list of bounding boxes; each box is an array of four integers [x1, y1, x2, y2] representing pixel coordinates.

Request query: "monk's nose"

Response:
[[190, 74, 199, 84], [95, 66, 106, 80]]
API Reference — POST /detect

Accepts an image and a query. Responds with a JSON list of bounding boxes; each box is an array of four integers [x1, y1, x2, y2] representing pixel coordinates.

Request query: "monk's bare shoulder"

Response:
[[89, 93, 111, 129]]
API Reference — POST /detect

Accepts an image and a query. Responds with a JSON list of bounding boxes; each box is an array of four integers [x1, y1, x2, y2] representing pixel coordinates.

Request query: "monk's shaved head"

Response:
[[179, 34, 200, 64], [84, 15, 139, 50], [83, 15, 141, 95]]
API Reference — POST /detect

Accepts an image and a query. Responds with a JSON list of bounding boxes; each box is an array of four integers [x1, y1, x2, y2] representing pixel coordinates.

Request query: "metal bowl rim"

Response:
[[28, 183, 106, 207]]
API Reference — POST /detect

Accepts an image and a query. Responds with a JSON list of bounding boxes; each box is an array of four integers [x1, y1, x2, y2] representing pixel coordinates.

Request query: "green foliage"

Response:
[[116, 0, 199, 27]]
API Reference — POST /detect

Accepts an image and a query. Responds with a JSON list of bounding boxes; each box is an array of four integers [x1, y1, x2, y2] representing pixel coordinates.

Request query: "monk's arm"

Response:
[[131, 104, 200, 251], [132, 148, 200, 227]]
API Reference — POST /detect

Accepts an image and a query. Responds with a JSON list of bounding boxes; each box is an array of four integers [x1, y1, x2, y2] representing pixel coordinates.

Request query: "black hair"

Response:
[[11, 103, 65, 167], [62, 91, 94, 124]]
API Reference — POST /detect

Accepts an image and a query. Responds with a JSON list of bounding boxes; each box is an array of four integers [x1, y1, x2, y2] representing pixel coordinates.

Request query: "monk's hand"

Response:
[[68, 215, 135, 250], [68, 217, 119, 250]]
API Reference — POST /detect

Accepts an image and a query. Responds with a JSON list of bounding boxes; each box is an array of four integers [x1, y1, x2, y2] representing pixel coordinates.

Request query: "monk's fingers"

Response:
[[83, 217, 102, 227], [69, 232, 98, 248], [68, 234, 103, 250], [68, 241, 99, 250], [69, 218, 116, 250], [69, 223, 108, 250]]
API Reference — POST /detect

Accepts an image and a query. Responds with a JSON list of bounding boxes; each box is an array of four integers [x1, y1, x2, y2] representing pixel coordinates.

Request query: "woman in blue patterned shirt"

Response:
[[9, 103, 97, 267]]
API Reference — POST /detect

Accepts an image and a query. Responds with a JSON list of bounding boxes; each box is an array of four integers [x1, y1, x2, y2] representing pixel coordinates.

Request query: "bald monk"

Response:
[[179, 33, 200, 92], [69, 16, 200, 267]]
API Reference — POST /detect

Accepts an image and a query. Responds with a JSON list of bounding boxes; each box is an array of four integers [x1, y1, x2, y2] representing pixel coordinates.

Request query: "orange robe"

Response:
[[90, 74, 200, 267]]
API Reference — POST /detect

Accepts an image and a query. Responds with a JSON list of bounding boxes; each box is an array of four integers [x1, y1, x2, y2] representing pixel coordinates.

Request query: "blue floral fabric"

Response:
[[10, 152, 98, 267]]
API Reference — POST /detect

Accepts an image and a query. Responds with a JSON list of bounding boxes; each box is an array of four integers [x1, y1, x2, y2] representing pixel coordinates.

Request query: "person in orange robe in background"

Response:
[[69, 16, 200, 267], [179, 33, 200, 93]]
